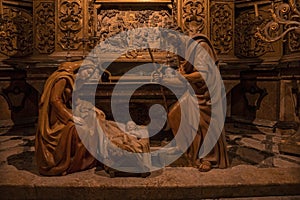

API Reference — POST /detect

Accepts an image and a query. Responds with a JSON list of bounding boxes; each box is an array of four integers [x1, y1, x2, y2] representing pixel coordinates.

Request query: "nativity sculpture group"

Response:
[[35, 34, 229, 176]]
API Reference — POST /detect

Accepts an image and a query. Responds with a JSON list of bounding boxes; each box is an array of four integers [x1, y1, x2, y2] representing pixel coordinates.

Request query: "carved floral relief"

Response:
[[210, 3, 233, 55], [182, 0, 206, 34], [35, 2, 55, 54], [0, 7, 33, 57], [235, 10, 275, 58], [58, 0, 83, 50]]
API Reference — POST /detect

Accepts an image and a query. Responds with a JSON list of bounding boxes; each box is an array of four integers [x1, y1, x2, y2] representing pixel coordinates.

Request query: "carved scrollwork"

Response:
[[210, 3, 233, 54], [235, 10, 274, 58], [35, 2, 55, 54], [182, 0, 206, 34], [0, 7, 33, 57], [58, 0, 83, 50], [255, 0, 300, 45]]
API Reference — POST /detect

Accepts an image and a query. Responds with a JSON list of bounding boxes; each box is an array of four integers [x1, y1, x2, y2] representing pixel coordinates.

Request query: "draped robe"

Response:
[[35, 70, 97, 176], [168, 34, 229, 168], [36, 67, 151, 175]]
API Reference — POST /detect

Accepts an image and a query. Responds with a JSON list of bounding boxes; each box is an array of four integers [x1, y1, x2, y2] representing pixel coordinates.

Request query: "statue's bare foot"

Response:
[[197, 160, 212, 172]]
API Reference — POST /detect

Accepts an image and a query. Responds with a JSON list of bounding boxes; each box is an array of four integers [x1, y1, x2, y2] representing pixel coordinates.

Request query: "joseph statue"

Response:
[[168, 34, 229, 172]]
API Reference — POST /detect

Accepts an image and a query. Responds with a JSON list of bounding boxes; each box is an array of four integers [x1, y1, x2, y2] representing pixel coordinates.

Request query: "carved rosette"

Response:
[[35, 2, 55, 54], [182, 0, 206, 34], [210, 3, 233, 55], [235, 10, 274, 58], [0, 7, 33, 57], [58, 0, 83, 50]]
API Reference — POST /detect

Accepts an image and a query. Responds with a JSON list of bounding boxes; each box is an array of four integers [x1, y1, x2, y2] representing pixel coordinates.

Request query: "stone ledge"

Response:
[[1, 165, 299, 200]]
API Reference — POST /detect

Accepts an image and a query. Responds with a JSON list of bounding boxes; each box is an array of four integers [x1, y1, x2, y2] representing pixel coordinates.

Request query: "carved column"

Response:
[[53, 0, 99, 57], [56, 0, 84, 55], [33, 0, 55, 54], [210, 0, 234, 60], [85, 0, 98, 50], [0, 3, 33, 57], [180, 0, 209, 35], [178, 0, 235, 60]]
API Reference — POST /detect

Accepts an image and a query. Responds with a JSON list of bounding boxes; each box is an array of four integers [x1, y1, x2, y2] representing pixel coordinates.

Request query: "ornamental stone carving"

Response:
[[288, 0, 300, 52], [172, 0, 178, 24], [0, 7, 33, 57], [97, 9, 172, 41], [35, 2, 55, 54], [182, 0, 206, 34], [58, 0, 83, 50], [288, 31, 300, 52], [96, 9, 173, 56], [235, 10, 274, 58], [210, 3, 233, 55], [86, 0, 98, 49]]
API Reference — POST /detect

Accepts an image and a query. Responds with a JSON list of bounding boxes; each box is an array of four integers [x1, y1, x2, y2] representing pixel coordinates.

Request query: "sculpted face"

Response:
[[165, 68, 173, 76], [78, 67, 94, 80], [73, 61, 96, 90]]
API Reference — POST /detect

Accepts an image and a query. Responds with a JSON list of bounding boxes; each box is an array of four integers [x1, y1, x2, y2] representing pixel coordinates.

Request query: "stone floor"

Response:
[[0, 123, 300, 199]]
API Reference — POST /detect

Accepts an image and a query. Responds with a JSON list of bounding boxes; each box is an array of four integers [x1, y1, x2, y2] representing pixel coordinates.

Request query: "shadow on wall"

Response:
[[230, 71, 268, 122], [0, 2, 38, 136], [0, 70, 39, 136]]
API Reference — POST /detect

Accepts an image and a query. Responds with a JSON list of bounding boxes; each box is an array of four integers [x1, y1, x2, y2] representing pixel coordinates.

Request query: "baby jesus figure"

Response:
[[163, 67, 176, 79], [125, 121, 142, 139]]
